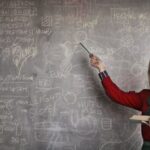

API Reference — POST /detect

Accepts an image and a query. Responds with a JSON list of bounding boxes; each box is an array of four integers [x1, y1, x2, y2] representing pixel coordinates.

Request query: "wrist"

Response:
[[98, 67, 106, 73], [97, 63, 106, 72]]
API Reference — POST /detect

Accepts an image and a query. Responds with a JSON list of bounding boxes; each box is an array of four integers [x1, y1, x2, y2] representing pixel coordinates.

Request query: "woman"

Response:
[[90, 54, 150, 150]]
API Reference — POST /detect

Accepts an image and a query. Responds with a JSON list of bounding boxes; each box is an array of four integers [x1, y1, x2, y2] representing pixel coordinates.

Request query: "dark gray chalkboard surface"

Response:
[[0, 0, 149, 149]]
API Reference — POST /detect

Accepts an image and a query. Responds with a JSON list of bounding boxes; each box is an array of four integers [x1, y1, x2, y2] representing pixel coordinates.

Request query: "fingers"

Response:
[[90, 57, 99, 63], [90, 58, 100, 66], [89, 53, 96, 58], [89, 53, 103, 70], [89, 53, 94, 58], [90, 54, 101, 62]]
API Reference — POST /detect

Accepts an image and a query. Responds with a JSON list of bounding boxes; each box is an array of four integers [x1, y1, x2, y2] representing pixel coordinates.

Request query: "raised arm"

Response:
[[90, 54, 143, 111]]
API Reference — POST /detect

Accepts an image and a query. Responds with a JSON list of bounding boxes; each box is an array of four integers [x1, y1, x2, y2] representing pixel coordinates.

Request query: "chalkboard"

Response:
[[0, 0, 149, 149]]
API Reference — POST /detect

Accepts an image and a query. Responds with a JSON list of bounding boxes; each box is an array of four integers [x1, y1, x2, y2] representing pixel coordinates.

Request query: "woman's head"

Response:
[[148, 61, 150, 86]]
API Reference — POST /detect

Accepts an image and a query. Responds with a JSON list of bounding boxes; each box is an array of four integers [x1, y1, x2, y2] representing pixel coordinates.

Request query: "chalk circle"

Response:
[[61, 41, 76, 59], [130, 63, 143, 77], [74, 31, 87, 43], [63, 92, 77, 105], [75, 116, 97, 137]]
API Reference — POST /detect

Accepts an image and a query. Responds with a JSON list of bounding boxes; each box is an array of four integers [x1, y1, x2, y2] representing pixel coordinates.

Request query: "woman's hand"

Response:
[[89, 53, 106, 72]]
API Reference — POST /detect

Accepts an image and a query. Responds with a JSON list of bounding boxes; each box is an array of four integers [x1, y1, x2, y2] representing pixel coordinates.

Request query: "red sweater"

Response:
[[101, 75, 150, 141]]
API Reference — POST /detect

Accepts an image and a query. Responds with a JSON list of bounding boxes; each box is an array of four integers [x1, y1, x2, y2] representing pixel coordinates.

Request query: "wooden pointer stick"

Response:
[[79, 42, 93, 58]]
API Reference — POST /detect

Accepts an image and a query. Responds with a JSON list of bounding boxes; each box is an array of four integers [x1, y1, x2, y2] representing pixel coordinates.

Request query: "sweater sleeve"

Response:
[[99, 71, 143, 111]]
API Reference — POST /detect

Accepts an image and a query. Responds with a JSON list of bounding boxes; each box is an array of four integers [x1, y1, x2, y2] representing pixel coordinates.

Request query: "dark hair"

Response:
[[148, 60, 150, 86]]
